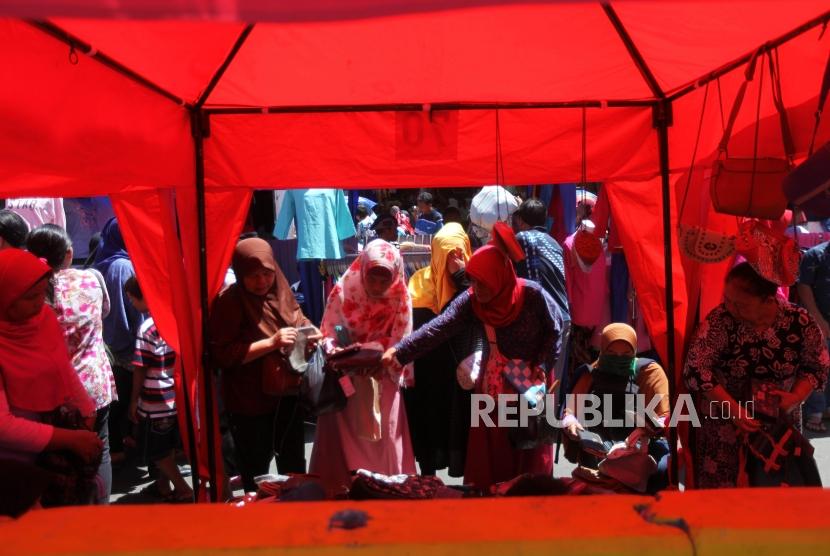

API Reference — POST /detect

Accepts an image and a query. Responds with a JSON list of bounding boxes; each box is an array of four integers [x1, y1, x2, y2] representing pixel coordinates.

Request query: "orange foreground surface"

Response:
[[1, 488, 828, 555]]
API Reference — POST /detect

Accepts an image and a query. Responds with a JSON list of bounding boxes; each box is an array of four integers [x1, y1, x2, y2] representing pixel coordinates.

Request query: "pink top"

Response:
[[53, 268, 117, 410], [564, 232, 609, 328]]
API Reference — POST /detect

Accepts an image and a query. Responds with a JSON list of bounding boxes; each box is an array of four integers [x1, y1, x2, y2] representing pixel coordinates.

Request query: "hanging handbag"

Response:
[[677, 81, 736, 263], [711, 48, 793, 220], [678, 224, 736, 263], [735, 218, 801, 285]]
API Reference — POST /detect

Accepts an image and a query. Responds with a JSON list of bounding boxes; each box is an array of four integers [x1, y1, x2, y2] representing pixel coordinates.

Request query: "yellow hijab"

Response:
[[408, 223, 473, 314]]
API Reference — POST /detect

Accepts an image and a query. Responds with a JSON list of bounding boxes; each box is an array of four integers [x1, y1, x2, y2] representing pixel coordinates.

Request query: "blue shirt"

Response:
[[418, 208, 444, 227], [274, 189, 356, 260], [102, 258, 145, 362], [799, 241, 830, 320]]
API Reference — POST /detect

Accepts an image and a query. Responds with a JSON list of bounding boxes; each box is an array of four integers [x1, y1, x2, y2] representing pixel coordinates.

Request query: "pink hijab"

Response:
[[321, 241, 413, 382], [0, 249, 76, 412]]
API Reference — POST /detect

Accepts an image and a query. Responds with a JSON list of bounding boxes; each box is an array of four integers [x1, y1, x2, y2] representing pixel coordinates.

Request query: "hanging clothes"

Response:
[[272, 191, 296, 240], [64, 197, 115, 259], [273, 189, 355, 261], [546, 184, 577, 245], [610, 252, 630, 324], [5, 197, 66, 231]]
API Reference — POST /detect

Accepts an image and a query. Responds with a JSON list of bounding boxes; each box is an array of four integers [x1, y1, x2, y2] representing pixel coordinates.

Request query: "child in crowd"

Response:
[[125, 277, 193, 502]]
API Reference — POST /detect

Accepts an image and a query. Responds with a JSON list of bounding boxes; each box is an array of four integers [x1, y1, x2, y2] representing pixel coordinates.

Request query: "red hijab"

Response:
[[0, 248, 75, 412], [465, 245, 526, 327]]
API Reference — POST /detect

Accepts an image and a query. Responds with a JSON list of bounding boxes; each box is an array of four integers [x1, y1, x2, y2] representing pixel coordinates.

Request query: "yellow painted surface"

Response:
[[0, 488, 827, 555]]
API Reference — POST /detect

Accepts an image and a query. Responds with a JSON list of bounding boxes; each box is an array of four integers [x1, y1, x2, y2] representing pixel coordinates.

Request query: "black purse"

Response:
[[299, 346, 347, 416], [507, 411, 558, 450]]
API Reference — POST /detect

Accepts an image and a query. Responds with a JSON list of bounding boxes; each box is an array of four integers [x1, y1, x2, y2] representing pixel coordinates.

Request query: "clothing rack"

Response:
[[321, 244, 432, 280]]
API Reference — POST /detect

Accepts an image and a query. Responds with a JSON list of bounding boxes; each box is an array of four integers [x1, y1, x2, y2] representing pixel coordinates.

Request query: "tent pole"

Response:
[[189, 24, 255, 502], [204, 99, 655, 115], [668, 10, 830, 102], [654, 99, 679, 487], [26, 19, 187, 107], [601, 3, 665, 99], [192, 109, 219, 501]]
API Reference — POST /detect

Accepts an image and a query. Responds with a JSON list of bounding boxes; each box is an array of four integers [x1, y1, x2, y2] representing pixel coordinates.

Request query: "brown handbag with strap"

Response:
[[261, 352, 302, 396], [711, 48, 794, 220]]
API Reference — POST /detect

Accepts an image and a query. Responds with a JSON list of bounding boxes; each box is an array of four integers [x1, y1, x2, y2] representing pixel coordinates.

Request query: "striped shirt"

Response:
[[133, 318, 176, 419]]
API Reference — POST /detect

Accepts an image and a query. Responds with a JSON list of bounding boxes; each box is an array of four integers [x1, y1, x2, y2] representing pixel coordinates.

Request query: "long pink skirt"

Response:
[[310, 375, 416, 496]]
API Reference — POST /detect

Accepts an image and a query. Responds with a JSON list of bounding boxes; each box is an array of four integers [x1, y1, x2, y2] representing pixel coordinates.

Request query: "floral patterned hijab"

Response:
[[321, 240, 413, 383]]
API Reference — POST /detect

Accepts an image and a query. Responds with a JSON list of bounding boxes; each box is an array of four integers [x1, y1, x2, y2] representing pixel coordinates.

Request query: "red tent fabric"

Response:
[[0, 1, 828, 494]]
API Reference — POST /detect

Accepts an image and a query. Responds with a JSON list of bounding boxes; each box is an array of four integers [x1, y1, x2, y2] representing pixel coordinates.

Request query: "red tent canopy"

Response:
[[1, 0, 828, 496]]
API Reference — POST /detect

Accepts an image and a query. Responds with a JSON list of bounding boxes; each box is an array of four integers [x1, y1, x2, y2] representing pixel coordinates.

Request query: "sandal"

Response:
[[805, 417, 827, 433]]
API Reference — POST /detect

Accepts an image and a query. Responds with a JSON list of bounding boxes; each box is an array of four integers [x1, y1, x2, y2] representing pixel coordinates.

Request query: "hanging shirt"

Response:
[[273, 189, 355, 260], [563, 231, 609, 328], [5, 197, 66, 230]]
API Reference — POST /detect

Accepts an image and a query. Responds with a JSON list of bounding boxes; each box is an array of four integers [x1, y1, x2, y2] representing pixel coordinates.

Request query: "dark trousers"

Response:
[[109, 364, 133, 455], [228, 396, 306, 492], [94, 405, 111, 504]]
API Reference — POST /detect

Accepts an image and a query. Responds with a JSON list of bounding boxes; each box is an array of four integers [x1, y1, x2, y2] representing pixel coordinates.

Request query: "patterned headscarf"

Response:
[[321, 240, 413, 383]]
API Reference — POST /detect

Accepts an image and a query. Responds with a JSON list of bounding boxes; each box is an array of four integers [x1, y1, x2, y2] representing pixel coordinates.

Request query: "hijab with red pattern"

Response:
[[321, 240, 413, 382]]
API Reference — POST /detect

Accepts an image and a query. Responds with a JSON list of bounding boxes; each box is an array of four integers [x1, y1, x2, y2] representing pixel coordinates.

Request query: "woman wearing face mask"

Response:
[[0, 248, 102, 504], [210, 238, 321, 493], [384, 244, 565, 489], [561, 323, 670, 492], [684, 262, 829, 488], [310, 240, 416, 495]]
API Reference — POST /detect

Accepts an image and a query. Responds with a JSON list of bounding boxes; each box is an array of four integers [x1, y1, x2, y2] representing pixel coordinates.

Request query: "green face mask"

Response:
[[598, 354, 636, 378]]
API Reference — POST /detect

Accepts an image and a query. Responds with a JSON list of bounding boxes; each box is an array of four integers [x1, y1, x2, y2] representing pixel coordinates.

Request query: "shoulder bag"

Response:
[[711, 48, 793, 220]]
